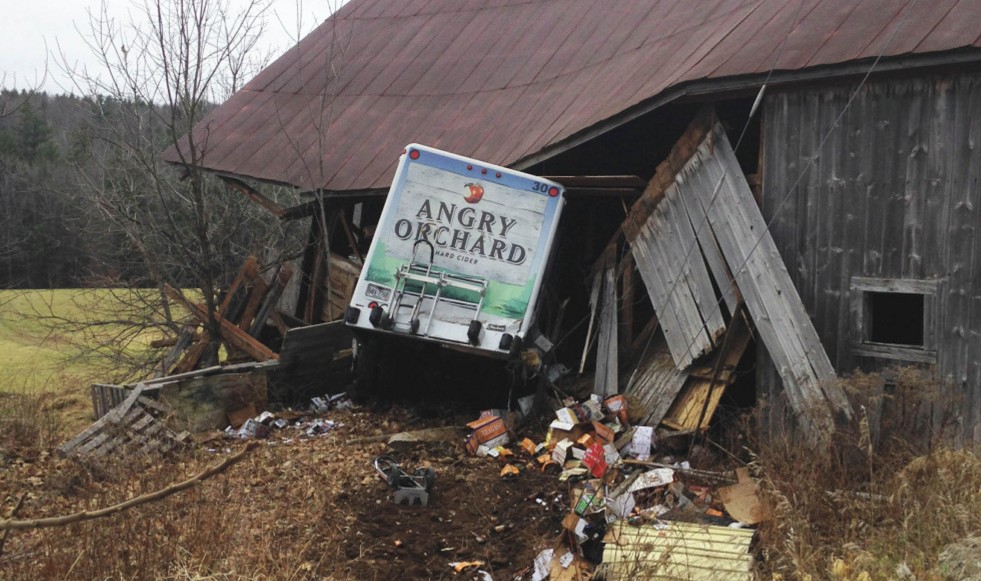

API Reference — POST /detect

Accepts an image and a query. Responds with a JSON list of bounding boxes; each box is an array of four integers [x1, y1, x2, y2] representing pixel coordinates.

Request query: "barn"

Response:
[[166, 0, 981, 446]]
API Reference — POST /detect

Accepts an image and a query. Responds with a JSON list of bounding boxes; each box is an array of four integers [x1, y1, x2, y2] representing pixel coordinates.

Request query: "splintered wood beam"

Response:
[[249, 264, 294, 336], [165, 285, 278, 362], [220, 176, 285, 218], [338, 211, 364, 263]]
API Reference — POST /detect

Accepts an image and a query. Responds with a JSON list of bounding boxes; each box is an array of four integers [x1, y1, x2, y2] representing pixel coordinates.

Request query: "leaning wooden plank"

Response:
[[165, 285, 278, 362], [632, 227, 699, 367], [677, 177, 743, 315], [593, 262, 619, 396], [663, 181, 727, 342], [248, 264, 294, 336], [102, 384, 146, 425], [647, 203, 712, 367], [579, 263, 604, 374], [686, 121, 852, 437]]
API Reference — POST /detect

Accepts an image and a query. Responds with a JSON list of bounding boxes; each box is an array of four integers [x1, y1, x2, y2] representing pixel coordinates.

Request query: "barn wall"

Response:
[[760, 71, 981, 444]]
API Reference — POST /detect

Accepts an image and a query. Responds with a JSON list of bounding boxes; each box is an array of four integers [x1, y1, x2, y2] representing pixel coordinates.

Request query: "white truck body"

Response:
[[345, 144, 565, 356]]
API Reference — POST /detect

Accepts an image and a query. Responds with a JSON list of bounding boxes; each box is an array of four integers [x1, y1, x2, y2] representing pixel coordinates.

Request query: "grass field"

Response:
[[0, 288, 168, 435]]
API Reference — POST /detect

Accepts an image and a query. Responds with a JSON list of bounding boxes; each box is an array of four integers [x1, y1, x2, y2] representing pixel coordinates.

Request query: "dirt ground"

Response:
[[0, 404, 569, 580]]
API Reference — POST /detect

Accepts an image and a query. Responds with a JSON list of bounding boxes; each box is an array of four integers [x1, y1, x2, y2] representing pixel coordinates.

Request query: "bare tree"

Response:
[[48, 0, 305, 378]]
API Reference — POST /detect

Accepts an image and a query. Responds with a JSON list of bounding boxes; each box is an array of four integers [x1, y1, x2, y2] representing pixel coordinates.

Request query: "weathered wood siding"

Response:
[[761, 72, 981, 443]]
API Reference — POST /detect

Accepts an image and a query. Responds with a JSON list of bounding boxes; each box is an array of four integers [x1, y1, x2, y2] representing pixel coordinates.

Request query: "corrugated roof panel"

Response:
[[711, 0, 809, 76], [915, 0, 981, 53], [483, 16, 558, 91], [383, 12, 473, 96], [806, 0, 905, 65], [410, 11, 497, 95], [886, 0, 960, 55], [600, 521, 755, 580], [165, 0, 981, 191]]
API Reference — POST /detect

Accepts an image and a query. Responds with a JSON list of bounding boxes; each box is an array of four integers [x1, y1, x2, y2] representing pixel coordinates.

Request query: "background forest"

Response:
[[0, 89, 300, 290]]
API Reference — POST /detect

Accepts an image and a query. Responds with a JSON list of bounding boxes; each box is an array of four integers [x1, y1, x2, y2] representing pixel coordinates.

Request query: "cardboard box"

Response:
[[465, 415, 510, 455], [552, 439, 574, 464], [555, 407, 578, 425], [592, 421, 615, 445], [547, 420, 588, 449], [604, 395, 629, 425]]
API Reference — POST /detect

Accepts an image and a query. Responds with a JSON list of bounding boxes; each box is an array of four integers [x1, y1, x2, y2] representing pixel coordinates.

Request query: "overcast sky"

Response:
[[0, 0, 339, 95]]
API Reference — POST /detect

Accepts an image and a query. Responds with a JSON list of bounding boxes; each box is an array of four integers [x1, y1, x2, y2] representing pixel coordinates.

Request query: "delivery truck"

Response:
[[344, 144, 565, 390]]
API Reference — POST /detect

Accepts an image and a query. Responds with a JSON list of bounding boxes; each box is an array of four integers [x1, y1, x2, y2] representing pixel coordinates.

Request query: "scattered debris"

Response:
[[374, 455, 436, 507]]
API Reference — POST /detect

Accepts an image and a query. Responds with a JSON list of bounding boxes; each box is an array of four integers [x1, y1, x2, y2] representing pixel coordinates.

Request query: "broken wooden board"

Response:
[[593, 259, 619, 397], [159, 371, 268, 433], [623, 334, 688, 427], [322, 253, 362, 322], [661, 315, 753, 431], [600, 520, 754, 580], [630, 170, 727, 369], [165, 285, 278, 362]]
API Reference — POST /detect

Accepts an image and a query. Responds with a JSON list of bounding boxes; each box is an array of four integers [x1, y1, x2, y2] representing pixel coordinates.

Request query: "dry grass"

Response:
[[753, 368, 980, 580]]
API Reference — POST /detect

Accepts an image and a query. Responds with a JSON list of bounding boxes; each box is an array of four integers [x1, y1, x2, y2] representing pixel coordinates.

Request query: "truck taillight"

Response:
[[409, 149, 420, 160], [548, 186, 559, 197]]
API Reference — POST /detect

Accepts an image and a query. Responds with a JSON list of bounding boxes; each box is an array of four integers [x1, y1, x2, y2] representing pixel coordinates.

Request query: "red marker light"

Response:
[[548, 186, 560, 197], [409, 149, 420, 160], [401, 148, 406, 155], [481, 168, 487, 174], [467, 164, 473, 170], [495, 172, 502, 178], [368, 301, 378, 309]]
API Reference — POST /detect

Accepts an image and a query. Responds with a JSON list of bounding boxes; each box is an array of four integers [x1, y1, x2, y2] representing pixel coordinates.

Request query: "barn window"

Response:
[[867, 291, 924, 345], [851, 277, 938, 364]]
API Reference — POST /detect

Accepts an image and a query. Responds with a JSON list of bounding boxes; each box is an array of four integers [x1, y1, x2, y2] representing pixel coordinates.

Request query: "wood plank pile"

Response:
[[59, 385, 190, 458], [161, 256, 293, 375]]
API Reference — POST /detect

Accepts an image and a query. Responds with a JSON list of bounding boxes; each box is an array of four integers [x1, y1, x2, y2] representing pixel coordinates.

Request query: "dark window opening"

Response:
[[868, 292, 924, 346]]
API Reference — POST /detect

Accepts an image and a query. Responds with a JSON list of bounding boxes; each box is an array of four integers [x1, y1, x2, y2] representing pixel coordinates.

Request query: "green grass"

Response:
[[0, 288, 173, 434]]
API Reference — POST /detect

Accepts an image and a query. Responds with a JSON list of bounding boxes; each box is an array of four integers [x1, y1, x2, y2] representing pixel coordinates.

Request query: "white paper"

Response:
[[532, 549, 554, 581], [628, 468, 675, 493], [559, 551, 574, 568], [630, 426, 653, 461], [605, 491, 636, 522], [603, 443, 620, 466], [555, 407, 578, 425]]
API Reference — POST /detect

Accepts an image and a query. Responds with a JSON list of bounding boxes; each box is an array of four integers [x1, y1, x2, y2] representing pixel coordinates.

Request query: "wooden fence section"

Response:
[[91, 384, 128, 420], [62, 385, 190, 458]]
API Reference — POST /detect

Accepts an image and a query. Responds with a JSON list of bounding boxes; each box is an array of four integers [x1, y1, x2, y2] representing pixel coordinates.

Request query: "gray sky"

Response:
[[0, 0, 338, 94]]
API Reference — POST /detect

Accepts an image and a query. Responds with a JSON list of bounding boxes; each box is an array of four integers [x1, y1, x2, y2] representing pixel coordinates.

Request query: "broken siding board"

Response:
[[633, 215, 710, 369], [650, 201, 718, 363], [632, 228, 692, 367], [662, 318, 753, 431], [579, 264, 604, 374], [624, 335, 688, 427], [594, 262, 619, 396], [663, 175, 727, 343], [677, 174, 742, 315]]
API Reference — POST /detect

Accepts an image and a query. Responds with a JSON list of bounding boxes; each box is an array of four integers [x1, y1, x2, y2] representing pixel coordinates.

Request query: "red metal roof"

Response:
[[164, 0, 981, 191]]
